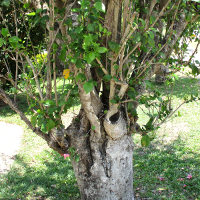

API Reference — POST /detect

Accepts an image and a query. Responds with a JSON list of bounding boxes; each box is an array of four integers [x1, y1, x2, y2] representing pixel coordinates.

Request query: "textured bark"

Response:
[[63, 83, 134, 199], [71, 119, 134, 200]]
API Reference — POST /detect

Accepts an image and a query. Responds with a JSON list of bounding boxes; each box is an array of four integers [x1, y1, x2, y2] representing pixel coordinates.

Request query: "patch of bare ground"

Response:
[[154, 122, 190, 149], [0, 122, 23, 174]]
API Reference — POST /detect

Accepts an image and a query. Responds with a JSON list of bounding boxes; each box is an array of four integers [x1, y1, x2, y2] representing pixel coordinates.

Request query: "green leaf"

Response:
[[85, 52, 96, 64], [191, 65, 199, 75], [91, 125, 96, 130], [145, 80, 153, 89], [0, 38, 4, 47], [36, 8, 42, 14], [97, 47, 107, 53], [139, 18, 146, 27], [76, 59, 84, 69], [46, 119, 56, 131], [94, 2, 105, 12], [114, 65, 119, 70], [1, 28, 9, 37], [83, 81, 94, 93], [31, 115, 37, 127], [1, 0, 10, 7], [75, 154, 80, 162], [108, 41, 120, 53], [145, 116, 155, 131], [148, 38, 155, 47], [23, 3, 30, 9], [172, 74, 179, 80], [8, 36, 22, 48], [141, 135, 150, 147], [75, 73, 86, 82], [59, 46, 67, 62], [43, 99, 55, 106], [149, 31, 154, 39], [9, 36, 20, 44], [87, 23, 96, 32], [103, 74, 112, 82], [83, 34, 93, 47], [41, 123, 47, 133], [27, 12, 36, 16]]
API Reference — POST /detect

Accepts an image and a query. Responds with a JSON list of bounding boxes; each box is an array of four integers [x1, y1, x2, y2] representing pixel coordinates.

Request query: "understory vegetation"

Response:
[[0, 75, 200, 200]]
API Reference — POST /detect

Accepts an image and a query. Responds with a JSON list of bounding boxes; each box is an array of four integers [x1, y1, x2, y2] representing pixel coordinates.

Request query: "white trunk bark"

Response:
[[72, 132, 134, 200]]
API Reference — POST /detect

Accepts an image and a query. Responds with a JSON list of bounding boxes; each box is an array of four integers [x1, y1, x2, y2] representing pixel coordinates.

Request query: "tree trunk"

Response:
[[72, 134, 134, 200]]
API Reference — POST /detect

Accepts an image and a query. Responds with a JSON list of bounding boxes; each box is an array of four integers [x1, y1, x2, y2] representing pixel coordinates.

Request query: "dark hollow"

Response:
[[109, 112, 120, 123]]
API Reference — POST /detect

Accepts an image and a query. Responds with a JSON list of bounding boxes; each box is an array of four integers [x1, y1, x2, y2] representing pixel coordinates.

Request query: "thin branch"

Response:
[[52, 37, 58, 106], [184, 33, 200, 67], [0, 88, 49, 141], [122, 0, 131, 35], [124, 42, 141, 65], [46, 1, 77, 55], [145, 0, 157, 29], [25, 55, 44, 100], [96, 58, 109, 75], [150, 0, 171, 29], [59, 90, 71, 116], [118, 82, 129, 99], [156, 101, 185, 127], [13, 0, 19, 103]]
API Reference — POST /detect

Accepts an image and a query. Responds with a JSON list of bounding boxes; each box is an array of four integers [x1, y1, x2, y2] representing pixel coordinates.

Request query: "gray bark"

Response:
[[67, 85, 135, 200], [72, 132, 134, 200]]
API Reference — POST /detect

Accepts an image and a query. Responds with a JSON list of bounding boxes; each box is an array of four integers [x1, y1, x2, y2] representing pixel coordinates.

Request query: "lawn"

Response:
[[0, 76, 200, 200]]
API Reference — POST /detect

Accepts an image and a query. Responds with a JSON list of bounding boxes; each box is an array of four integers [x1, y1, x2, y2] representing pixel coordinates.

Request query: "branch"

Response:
[[145, 0, 157, 29], [156, 101, 186, 127], [0, 88, 49, 142], [123, 42, 141, 71], [0, 88, 70, 155], [12, 0, 19, 103], [184, 38, 200, 67], [78, 85, 102, 139], [25, 55, 44, 100], [96, 58, 109, 75], [150, 0, 171, 29]]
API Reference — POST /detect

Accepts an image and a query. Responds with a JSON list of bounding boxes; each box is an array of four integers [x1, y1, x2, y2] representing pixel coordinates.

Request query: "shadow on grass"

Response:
[[0, 91, 80, 118], [0, 151, 79, 200], [152, 77, 199, 99], [133, 137, 200, 200], [0, 94, 31, 117], [1, 137, 199, 199]]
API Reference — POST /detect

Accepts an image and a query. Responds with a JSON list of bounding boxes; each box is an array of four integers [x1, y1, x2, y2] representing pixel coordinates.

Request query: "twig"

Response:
[[96, 58, 109, 75], [53, 53, 58, 106], [59, 90, 71, 116], [150, 0, 171, 29], [25, 55, 44, 100], [13, 0, 19, 103], [0, 88, 49, 141], [156, 101, 185, 127], [184, 36, 200, 67]]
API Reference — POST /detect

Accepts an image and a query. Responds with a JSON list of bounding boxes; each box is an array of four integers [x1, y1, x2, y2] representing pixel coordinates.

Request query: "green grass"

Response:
[[0, 136, 79, 200], [133, 76, 200, 200], [0, 96, 79, 199], [0, 75, 200, 199]]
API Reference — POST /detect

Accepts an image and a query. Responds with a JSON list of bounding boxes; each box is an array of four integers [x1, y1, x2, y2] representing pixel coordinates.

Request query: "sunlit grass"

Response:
[[133, 76, 200, 200]]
